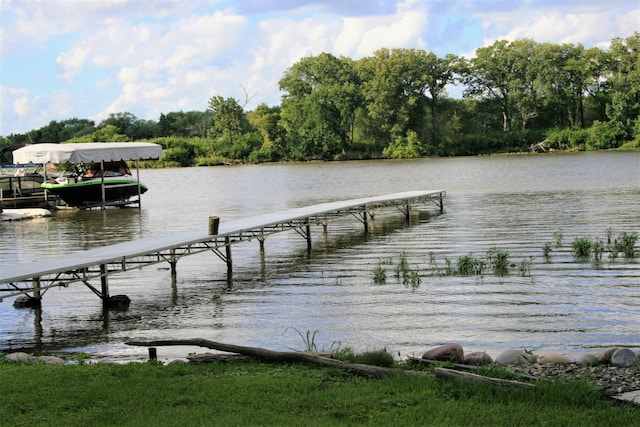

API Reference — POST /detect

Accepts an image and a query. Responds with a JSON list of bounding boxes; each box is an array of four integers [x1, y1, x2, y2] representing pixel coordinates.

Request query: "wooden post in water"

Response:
[[258, 228, 265, 251], [363, 210, 369, 234], [208, 216, 220, 235], [100, 264, 109, 304], [225, 236, 233, 274], [32, 277, 41, 300], [169, 248, 177, 279], [305, 220, 312, 253]]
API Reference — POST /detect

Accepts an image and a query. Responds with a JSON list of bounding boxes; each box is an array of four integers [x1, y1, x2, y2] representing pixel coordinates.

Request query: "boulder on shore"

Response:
[[463, 351, 493, 366], [422, 344, 464, 363], [495, 350, 535, 366]]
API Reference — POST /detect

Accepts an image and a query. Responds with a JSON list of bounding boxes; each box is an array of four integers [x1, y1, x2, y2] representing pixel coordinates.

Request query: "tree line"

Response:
[[2, 32, 638, 166]]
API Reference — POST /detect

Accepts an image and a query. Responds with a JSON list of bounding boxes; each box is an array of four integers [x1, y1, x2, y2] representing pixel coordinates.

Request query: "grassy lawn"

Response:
[[0, 360, 637, 426]]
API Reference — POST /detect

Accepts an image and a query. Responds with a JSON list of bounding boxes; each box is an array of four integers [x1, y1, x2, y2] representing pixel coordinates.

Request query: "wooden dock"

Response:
[[0, 190, 445, 307]]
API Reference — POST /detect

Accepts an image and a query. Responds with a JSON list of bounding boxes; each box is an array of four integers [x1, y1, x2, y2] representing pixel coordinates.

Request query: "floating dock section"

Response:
[[0, 190, 445, 308]]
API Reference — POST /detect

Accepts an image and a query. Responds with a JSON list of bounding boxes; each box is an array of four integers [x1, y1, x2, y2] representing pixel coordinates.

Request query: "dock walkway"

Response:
[[0, 190, 445, 306]]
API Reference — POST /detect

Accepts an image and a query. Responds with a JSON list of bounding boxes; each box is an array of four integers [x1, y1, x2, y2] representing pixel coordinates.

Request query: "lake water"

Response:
[[1, 152, 639, 362]]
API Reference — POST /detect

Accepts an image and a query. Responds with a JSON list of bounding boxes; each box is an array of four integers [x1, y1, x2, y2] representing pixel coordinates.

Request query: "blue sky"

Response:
[[1, 0, 638, 136]]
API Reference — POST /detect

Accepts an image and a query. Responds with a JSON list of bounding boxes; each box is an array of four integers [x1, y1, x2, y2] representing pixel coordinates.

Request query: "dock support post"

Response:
[[100, 264, 109, 304], [169, 248, 177, 279], [259, 228, 265, 252], [225, 236, 233, 274], [306, 220, 312, 253], [405, 202, 411, 222], [363, 210, 369, 234], [439, 193, 444, 214], [32, 277, 41, 301]]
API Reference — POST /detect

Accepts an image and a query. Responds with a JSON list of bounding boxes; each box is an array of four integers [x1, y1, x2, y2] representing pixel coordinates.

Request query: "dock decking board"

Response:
[[0, 190, 445, 303]]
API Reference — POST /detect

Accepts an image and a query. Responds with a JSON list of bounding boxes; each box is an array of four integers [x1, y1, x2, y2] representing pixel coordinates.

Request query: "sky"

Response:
[[1, 0, 638, 136]]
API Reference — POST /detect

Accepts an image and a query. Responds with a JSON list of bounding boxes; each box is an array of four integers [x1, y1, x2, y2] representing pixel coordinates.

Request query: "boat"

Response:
[[1, 144, 53, 208], [12, 142, 163, 209]]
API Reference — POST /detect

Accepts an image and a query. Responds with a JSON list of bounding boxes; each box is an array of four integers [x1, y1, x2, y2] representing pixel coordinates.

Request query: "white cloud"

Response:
[[1, 0, 637, 135], [477, 3, 637, 48], [56, 43, 90, 83]]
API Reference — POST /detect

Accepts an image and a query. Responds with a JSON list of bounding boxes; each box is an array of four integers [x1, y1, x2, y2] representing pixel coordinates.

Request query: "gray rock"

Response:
[[463, 351, 493, 366], [611, 348, 639, 367], [37, 355, 65, 365], [494, 349, 534, 366], [537, 352, 572, 364], [598, 347, 619, 364], [575, 353, 600, 365], [5, 352, 33, 363], [421, 344, 464, 363]]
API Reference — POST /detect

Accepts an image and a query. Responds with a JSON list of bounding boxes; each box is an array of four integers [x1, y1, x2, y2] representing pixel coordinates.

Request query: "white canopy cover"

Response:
[[12, 142, 163, 164]]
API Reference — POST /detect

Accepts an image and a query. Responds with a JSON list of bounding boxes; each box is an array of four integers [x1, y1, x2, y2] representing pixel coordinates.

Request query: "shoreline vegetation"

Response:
[[2, 32, 639, 167], [1, 340, 638, 425]]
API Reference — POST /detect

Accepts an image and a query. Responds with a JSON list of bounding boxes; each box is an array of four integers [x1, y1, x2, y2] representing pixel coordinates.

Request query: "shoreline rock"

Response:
[[420, 344, 640, 396]]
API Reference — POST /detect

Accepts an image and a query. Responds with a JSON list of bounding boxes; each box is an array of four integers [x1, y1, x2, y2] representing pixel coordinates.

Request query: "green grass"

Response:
[[0, 361, 637, 426]]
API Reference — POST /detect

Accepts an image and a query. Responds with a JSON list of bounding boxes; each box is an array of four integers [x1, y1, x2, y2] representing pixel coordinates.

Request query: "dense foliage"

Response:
[[2, 33, 638, 165]]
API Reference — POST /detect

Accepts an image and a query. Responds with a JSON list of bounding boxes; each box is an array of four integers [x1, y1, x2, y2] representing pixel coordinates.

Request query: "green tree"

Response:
[[423, 53, 459, 151], [606, 31, 640, 140], [464, 40, 522, 132], [279, 53, 361, 159], [358, 48, 432, 151], [246, 104, 285, 161], [207, 96, 249, 156]]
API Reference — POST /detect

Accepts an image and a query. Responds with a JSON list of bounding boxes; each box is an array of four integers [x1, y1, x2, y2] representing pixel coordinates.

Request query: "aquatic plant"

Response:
[[394, 252, 420, 286], [457, 254, 486, 276], [519, 257, 533, 277], [542, 242, 553, 261], [428, 252, 442, 276], [614, 232, 637, 258], [572, 237, 592, 260], [553, 231, 564, 248], [488, 249, 510, 276], [394, 252, 410, 279], [407, 269, 421, 288], [443, 258, 455, 276], [372, 263, 387, 284], [591, 238, 605, 263]]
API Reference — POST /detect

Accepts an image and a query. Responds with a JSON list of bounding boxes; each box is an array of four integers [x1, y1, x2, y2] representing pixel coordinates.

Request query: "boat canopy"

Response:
[[12, 142, 163, 164]]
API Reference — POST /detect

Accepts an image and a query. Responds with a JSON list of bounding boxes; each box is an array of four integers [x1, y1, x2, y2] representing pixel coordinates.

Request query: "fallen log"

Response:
[[126, 339, 536, 389], [125, 338, 427, 379], [409, 356, 540, 381], [434, 367, 536, 389]]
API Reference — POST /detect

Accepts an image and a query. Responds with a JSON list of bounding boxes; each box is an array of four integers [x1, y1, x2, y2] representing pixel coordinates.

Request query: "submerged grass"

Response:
[[0, 361, 637, 426]]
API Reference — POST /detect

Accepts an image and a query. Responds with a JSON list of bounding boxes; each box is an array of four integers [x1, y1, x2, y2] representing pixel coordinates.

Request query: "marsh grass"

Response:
[[615, 231, 638, 258], [519, 257, 532, 277], [372, 264, 387, 284], [288, 328, 319, 352], [569, 230, 637, 263], [542, 241, 553, 261], [487, 249, 510, 276], [572, 237, 593, 260], [393, 253, 421, 288], [457, 254, 486, 276], [0, 362, 636, 426]]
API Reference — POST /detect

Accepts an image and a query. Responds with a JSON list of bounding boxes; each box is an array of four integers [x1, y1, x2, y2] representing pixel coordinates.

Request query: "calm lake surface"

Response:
[[1, 152, 639, 362]]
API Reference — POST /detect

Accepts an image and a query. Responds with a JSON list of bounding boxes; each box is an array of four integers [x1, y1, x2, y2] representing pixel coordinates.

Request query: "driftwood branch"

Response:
[[125, 339, 426, 379], [434, 367, 536, 389], [126, 339, 536, 389], [409, 356, 540, 381]]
